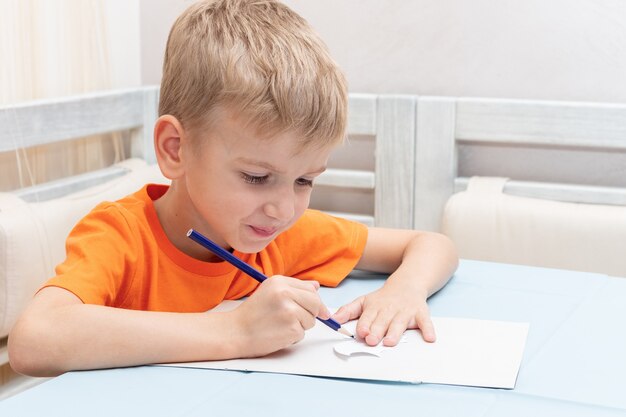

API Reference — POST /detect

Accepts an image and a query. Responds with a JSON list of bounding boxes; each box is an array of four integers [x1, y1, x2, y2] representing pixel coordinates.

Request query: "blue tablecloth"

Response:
[[2, 259, 626, 416]]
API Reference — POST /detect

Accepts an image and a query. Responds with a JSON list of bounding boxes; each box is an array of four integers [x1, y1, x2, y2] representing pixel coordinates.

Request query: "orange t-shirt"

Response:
[[43, 184, 368, 312]]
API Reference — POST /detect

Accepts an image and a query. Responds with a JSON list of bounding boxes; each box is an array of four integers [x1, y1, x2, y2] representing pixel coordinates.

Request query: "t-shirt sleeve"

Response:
[[42, 202, 139, 306], [276, 209, 368, 287]]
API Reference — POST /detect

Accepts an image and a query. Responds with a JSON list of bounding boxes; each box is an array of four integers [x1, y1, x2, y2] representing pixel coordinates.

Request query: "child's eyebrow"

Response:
[[235, 157, 326, 175], [235, 157, 284, 173]]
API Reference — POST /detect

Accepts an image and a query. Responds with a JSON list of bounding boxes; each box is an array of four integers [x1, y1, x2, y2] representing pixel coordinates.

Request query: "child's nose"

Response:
[[263, 188, 295, 221]]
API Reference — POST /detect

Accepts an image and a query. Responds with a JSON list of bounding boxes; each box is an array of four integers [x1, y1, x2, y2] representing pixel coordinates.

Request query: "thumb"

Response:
[[331, 297, 364, 324], [317, 302, 332, 320]]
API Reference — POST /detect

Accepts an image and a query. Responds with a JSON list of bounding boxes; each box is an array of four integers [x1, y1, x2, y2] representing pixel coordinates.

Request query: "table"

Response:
[[2, 260, 626, 416]]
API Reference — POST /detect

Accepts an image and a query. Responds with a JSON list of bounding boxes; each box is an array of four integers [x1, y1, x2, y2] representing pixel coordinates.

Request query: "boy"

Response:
[[9, 0, 458, 377]]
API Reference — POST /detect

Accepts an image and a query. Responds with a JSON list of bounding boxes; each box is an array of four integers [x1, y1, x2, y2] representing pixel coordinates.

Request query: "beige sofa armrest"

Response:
[[442, 177, 626, 276], [0, 159, 167, 339]]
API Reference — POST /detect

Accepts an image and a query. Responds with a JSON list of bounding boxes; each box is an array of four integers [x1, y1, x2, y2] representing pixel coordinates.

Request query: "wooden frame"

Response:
[[333, 95, 626, 231], [414, 96, 626, 231], [315, 94, 417, 228], [4, 89, 625, 228], [0, 87, 159, 201]]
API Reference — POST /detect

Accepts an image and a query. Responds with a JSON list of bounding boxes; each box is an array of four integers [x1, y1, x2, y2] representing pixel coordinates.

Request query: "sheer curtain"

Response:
[[0, 0, 126, 192]]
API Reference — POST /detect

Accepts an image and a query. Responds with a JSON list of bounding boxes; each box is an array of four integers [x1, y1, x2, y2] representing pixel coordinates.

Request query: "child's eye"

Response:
[[241, 172, 268, 185], [296, 178, 314, 187]]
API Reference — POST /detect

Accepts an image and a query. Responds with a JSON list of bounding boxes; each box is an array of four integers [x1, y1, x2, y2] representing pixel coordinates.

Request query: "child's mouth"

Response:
[[248, 225, 278, 238]]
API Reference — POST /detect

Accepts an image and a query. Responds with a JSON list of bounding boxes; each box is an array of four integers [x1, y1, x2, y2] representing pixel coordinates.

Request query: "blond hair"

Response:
[[159, 0, 347, 148]]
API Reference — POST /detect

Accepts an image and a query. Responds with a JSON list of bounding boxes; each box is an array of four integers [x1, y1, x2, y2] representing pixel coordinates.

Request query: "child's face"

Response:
[[183, 109, 333, 253]]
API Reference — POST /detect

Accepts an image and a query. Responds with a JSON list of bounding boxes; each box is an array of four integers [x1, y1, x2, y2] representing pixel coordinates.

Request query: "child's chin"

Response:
[[234, 240, 271, 254]]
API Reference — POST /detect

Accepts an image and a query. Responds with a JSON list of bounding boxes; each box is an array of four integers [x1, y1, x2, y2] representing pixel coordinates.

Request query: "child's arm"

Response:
[[332, 227, 458, 346], [9, 276, 330, 377]]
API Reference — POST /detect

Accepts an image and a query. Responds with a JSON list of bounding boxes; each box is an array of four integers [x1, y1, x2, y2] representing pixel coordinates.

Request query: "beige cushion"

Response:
[[0, 159, 168, 338], [442, 177, 626, 277]]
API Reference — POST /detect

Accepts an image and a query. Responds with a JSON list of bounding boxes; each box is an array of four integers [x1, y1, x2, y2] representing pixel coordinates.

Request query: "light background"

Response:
[[136, 0, 626, 103]]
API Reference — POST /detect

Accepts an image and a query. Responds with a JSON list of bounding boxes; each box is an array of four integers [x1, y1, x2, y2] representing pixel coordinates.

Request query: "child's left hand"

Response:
[[333, 227, 457, 346], [332, 282, 435, 346]]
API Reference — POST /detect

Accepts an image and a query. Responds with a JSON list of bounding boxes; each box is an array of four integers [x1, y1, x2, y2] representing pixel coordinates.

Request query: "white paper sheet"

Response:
[[162, 301, 529, 389]]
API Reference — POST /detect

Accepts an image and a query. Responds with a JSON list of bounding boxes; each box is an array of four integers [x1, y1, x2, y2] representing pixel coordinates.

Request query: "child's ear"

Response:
[[154, 115, 186, 179]]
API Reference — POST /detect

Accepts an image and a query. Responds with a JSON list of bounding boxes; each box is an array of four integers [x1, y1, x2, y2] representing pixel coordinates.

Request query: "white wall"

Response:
[[140, 0, 626, 104], [139, 0, 192, 86], [105, 0, 141, 89]]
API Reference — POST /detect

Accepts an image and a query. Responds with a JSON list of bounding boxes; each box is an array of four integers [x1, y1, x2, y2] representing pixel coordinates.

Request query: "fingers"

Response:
[[316, 304, 331, 320], [415, 315, 436, 343], [335, 298, 405, 345], [350, 298, 437, 346], [355, 306, 378, 343], [293, 280, 330, 319], [360, 311, 436, 346], [235, 276, 334, 356], [381, 313, 412, 346], [358, 306, 397, 346], [264, 276, 329, 325], [331, 297, 364, 324], [284, 279, 331, 321], [255, 277, 438, 349]]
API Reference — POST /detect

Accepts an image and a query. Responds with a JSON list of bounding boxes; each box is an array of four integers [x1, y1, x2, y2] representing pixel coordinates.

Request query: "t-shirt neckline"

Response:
[[142, 184, 246, 276]]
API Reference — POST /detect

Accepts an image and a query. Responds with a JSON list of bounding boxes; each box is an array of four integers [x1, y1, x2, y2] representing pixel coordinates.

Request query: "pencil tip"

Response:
[[337, 327, 354, 338]]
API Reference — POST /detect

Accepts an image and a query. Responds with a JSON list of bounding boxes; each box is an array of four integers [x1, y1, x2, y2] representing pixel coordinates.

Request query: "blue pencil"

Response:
[[187, 228, 354, 338]]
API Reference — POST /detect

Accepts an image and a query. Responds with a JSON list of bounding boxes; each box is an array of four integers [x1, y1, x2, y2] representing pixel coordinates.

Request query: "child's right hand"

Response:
[[231, 276, 330, 357]]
